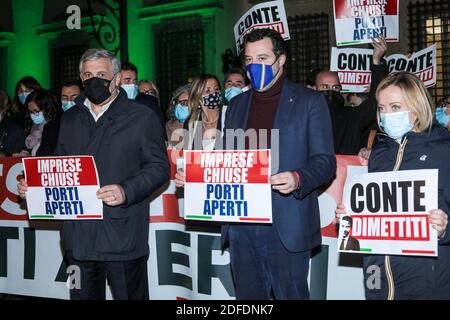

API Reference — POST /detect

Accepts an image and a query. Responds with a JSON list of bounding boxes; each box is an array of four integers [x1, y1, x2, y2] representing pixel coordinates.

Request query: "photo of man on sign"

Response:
[[339, 216, 360, 251]]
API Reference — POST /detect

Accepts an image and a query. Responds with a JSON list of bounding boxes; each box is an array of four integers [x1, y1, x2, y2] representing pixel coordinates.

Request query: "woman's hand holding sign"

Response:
[[334, 204, 448, 239], [334, 203, 347, 225], [175, 169, 186, 187], [18, 178, 28, 199], [97, 184, 126, 206], [430, 209, 448, 239]]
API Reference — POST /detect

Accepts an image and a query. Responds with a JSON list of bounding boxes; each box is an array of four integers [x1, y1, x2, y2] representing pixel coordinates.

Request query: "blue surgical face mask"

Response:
[[380, 111, 413, 140], [436, 107, 450, 128], [246, 60, 278, 91], [61, 100, 76, 112], [174, 104, 190, 123], [30, 111, 45, 125], [224, 86, 243, 103], [18, 91, 32, 105], [121, 84, 138, 100]]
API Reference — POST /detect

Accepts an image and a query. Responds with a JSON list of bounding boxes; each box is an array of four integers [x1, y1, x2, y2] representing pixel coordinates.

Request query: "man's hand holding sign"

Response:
[[96, 184, 126, 206], [19, 159, 125, 208], [174, 149, 300, 223], [17, 156, 127, 220], [181, 150, 273, 223]]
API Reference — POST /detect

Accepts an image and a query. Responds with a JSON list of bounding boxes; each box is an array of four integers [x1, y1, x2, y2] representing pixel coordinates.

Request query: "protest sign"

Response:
[[234, 0, 290, 53], [333, 0, 399, 46], [1, 155, 368, 300], [330, 47, 373, 92], [184, 150, 272, 223], [386, 44, 437, 88], [338, 169, 438, 256], [22, 156, 103, 220], [330, 44, 437, 92]]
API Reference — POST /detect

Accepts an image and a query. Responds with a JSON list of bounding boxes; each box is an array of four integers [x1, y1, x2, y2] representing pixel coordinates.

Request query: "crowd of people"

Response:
[[6, 27, 450, 300]]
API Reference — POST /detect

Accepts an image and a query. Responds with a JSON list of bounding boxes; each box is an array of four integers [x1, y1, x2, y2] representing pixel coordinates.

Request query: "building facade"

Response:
[[0, 0, 448, 108]]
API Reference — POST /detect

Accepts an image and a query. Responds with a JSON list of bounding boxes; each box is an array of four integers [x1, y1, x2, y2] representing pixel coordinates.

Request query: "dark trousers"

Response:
[[228, 224, 310, 300], [65, 254, 149, 300]]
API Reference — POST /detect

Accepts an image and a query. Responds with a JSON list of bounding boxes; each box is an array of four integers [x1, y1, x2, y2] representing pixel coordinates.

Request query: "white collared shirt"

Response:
[[84, 96, 117, 122]]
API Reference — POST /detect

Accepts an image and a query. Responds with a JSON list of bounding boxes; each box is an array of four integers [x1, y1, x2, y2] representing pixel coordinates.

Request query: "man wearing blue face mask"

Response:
[[60, 81, 81, 112], [222, 69, 250, 133], [221, 28, 336, 300], [119, 62, 139, 100], [120, 61, 166, 135], [223, 68, 249, 103]]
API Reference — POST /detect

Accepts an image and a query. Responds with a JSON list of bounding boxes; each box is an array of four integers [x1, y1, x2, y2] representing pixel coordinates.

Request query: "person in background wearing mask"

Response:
[[222, 69, 249, 131], [18, 48, 170, 300], [119, 61, 139, 100], [60, 81, 81, 112], [335, 72, 450, 300], [346, 92, 368, 108], [120, 62, 165, 131], [0, 89, 26, 156], [11, 76, 42, 127], [138, 80, 159, 99], [176, 29, 336, 299], [182, 74, 223, 151], [223, 68, 249, 104], [435, 95, 450, 130], [313, 36, 388, 155], [166, 84, 190, 149], [18, 89, 60, 156]]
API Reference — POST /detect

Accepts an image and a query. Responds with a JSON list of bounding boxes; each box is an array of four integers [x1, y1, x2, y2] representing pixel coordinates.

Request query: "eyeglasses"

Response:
[[139, 89, 157, 97], [443, 100, 450, 107]]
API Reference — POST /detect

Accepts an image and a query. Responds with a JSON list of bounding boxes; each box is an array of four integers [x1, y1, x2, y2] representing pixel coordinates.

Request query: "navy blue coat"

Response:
[[56, 89, 170, 261], [364, 125, 450, 299], [222, 78, 336, 252]]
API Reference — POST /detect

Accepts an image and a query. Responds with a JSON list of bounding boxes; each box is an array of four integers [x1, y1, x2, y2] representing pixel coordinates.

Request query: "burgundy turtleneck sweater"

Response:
[[246, 73, 285, 148]]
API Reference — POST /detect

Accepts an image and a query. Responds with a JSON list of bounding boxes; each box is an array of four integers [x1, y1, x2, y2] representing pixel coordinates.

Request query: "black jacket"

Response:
[[364, 125, 450, 299], [331, 62, 388, 155], [56, 89, 170, 261], [0, 116, 26, 156], [36, 117, 60, 156], [134, 93, 166, 137]]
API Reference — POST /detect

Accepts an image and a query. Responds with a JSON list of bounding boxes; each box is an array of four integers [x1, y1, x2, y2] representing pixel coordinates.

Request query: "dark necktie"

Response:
[[340, 239, 345, 250]]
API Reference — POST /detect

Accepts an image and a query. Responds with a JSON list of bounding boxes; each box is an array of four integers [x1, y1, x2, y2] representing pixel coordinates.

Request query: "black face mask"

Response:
[[83, 77, 113, 105], [322, 90, 345, 109]]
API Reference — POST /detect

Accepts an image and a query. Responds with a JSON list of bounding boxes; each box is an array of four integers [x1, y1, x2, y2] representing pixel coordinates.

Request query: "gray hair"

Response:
[[79, 48, 121, 75], [167, 84, 191, 120], [170, 84, 191, 106]]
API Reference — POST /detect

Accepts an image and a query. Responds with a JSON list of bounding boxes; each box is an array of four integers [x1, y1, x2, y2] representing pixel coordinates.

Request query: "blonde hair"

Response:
[[376, 72, 434, 133], [187, 74, 221, 125]]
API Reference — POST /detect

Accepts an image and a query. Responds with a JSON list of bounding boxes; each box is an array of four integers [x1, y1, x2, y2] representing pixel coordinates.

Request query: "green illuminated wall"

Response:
[[7, 0, 49, 96], [3, 0, 248, 98], [127, 0, 154, 81]]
